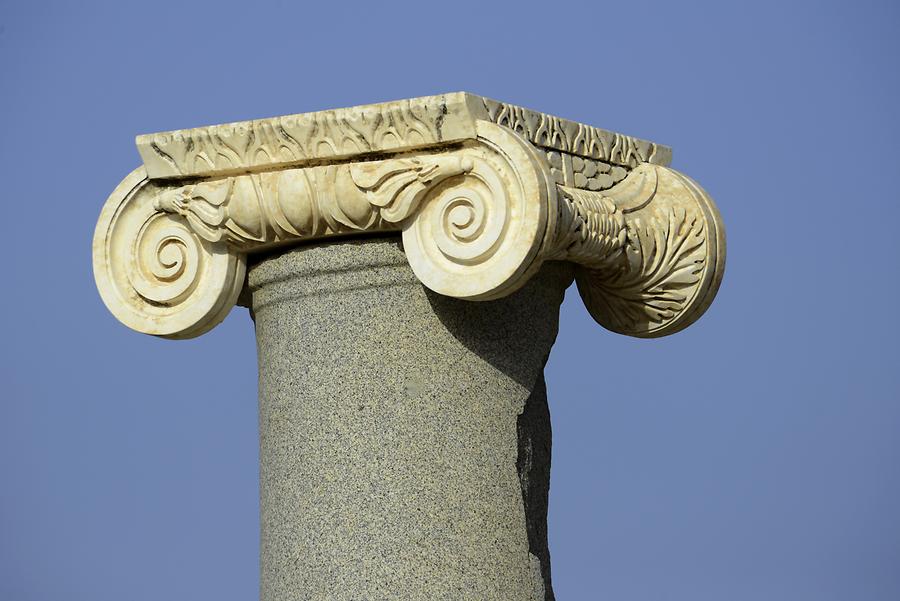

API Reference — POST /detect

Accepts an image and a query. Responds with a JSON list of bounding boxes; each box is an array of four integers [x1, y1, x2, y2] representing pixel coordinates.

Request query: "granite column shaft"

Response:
[[250, 237, 573, 601]]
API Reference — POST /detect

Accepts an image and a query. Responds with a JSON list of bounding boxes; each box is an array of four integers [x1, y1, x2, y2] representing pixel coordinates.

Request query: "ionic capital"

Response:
[[93, 93, 725, 339]]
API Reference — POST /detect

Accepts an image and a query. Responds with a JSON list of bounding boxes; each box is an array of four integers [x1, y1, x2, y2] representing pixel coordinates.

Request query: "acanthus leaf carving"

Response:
[[583, 206, 706, 330], [564, 164, 724, 337]]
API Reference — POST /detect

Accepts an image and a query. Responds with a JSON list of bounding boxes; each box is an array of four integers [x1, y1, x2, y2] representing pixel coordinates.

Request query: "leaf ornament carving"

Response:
[[349, 156, 474, 223], [550, 186, 627, 266], [548, 162, 659, 266], [152, 156, 473, 250], [482, 98, 672, 167], [154, 179, 235, 243], [580, 207, 705, 333], [138, 96, 454, 179], [573, 164, 724, 337]]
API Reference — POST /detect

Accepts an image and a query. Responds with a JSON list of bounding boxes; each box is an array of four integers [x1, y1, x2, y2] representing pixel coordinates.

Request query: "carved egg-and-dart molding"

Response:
[[93, 92, 725, 339]]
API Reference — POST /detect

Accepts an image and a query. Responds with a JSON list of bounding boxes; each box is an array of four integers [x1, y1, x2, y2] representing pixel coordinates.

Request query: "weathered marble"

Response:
[[251, 237, 571, 601], [93, 93, 725, 340]]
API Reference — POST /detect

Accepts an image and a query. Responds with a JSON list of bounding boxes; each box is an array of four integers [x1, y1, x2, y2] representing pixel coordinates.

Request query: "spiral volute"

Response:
[[401, 122, 553, 300], [92, 168, 245, 339]]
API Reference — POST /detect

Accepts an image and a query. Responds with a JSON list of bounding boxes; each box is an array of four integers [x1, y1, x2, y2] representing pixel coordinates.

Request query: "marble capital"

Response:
[[93, 92, 725, 339]]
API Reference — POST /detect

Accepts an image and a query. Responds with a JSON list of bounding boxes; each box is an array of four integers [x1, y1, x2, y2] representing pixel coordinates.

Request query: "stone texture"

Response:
[[94, 94, 724, 341], [249, 236, 574, 601]]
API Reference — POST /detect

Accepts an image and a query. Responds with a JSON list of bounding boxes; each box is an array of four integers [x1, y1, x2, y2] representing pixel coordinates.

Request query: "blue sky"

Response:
[[1, 1, 898, 599]]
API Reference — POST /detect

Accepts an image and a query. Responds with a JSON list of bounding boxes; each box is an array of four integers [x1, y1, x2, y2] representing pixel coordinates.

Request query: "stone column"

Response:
[[251, 237, 570, 600], [92, 93, 726, 601]]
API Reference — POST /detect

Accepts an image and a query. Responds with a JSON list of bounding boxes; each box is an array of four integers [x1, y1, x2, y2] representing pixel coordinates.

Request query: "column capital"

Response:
[[93, 92, 725, 339]]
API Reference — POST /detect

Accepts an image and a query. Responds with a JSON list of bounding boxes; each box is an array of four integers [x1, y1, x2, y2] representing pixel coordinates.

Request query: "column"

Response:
[[91, 93, 726, 601], [252, 237, 569, 600]]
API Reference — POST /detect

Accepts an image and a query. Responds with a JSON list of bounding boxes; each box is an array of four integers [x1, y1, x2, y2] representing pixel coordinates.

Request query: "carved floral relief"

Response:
[[93, 94, 724, 339]]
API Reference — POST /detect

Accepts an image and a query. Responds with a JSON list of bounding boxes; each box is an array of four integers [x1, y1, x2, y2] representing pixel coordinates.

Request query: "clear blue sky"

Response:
[[1, 1, 898, 599]]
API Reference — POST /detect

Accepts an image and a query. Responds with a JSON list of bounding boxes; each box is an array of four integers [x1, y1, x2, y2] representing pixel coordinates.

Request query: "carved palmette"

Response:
[[94, 104, 724, 340]]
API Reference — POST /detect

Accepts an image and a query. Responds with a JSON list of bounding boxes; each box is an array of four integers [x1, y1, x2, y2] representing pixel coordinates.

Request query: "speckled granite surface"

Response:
[[249, 236, 573, 601]]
